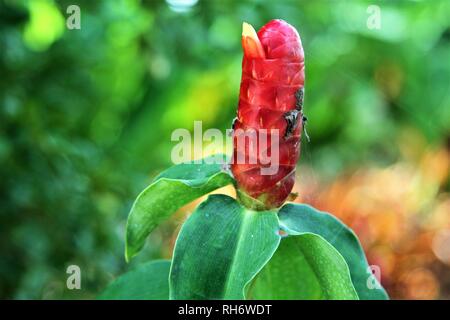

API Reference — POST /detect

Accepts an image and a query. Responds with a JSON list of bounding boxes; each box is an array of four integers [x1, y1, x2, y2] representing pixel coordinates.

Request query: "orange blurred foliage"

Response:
[[294, 145, 450, 299]]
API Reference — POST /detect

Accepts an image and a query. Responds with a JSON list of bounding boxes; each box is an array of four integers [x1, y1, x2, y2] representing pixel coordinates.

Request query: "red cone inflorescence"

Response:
[[231, 19, 305, 210]]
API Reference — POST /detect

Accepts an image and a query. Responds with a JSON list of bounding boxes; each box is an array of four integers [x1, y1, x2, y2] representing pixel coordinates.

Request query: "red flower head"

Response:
[[231, 19, 305, 209]]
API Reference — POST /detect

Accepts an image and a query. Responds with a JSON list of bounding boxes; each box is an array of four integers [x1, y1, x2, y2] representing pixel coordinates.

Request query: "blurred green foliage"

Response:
[[0, 0, 449, 299]]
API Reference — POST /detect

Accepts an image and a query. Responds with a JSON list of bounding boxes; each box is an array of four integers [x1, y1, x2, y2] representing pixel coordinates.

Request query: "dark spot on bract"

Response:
[[284, 110, 300, 138], [295, 88, 304, 111], [231, 117, 238, 130]]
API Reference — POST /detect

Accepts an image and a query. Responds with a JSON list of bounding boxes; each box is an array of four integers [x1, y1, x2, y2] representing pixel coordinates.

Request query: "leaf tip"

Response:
[[124, 238, 137, 263], [124, 247, 131, 263]]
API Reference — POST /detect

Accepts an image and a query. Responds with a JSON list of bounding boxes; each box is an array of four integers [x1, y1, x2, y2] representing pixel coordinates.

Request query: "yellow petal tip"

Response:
[[242, 22, 258, 40]]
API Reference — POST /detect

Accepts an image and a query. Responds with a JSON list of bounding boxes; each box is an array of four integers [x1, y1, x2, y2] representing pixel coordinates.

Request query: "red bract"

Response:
[[231, 19, 305, 209]]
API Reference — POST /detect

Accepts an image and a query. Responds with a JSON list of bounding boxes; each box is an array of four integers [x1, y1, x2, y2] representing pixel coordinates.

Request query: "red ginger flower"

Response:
[[231, 19, 305, 210]]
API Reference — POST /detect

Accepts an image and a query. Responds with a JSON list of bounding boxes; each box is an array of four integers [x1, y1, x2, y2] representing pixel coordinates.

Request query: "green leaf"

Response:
[[169, 194, 281, 300], [125, 155, 234, 261], [248, 234, 358, 300], [98, 260, 170, 300], [276, 203, 389, 300]]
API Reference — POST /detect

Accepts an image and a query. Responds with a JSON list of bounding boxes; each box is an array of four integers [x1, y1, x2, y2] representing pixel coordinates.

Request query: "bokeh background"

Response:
[[1, 0, 449, 299]]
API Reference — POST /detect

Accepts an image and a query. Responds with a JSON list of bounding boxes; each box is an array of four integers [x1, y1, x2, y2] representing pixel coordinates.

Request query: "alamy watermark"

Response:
[[66, 265, 81, 290], [367, 4, 381, 30], [66, 5, 81, 30], [171, 121, 281, 175], [367, 265, 382, 289]]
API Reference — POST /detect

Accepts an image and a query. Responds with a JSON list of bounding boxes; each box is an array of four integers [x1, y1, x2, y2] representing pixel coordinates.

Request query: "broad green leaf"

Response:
[[125, 155, 234, 261], [169, 194, 281, 299], [98, 260, 170, 300], [277, 203, 389, 300], [248, 234, 358, 300]]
